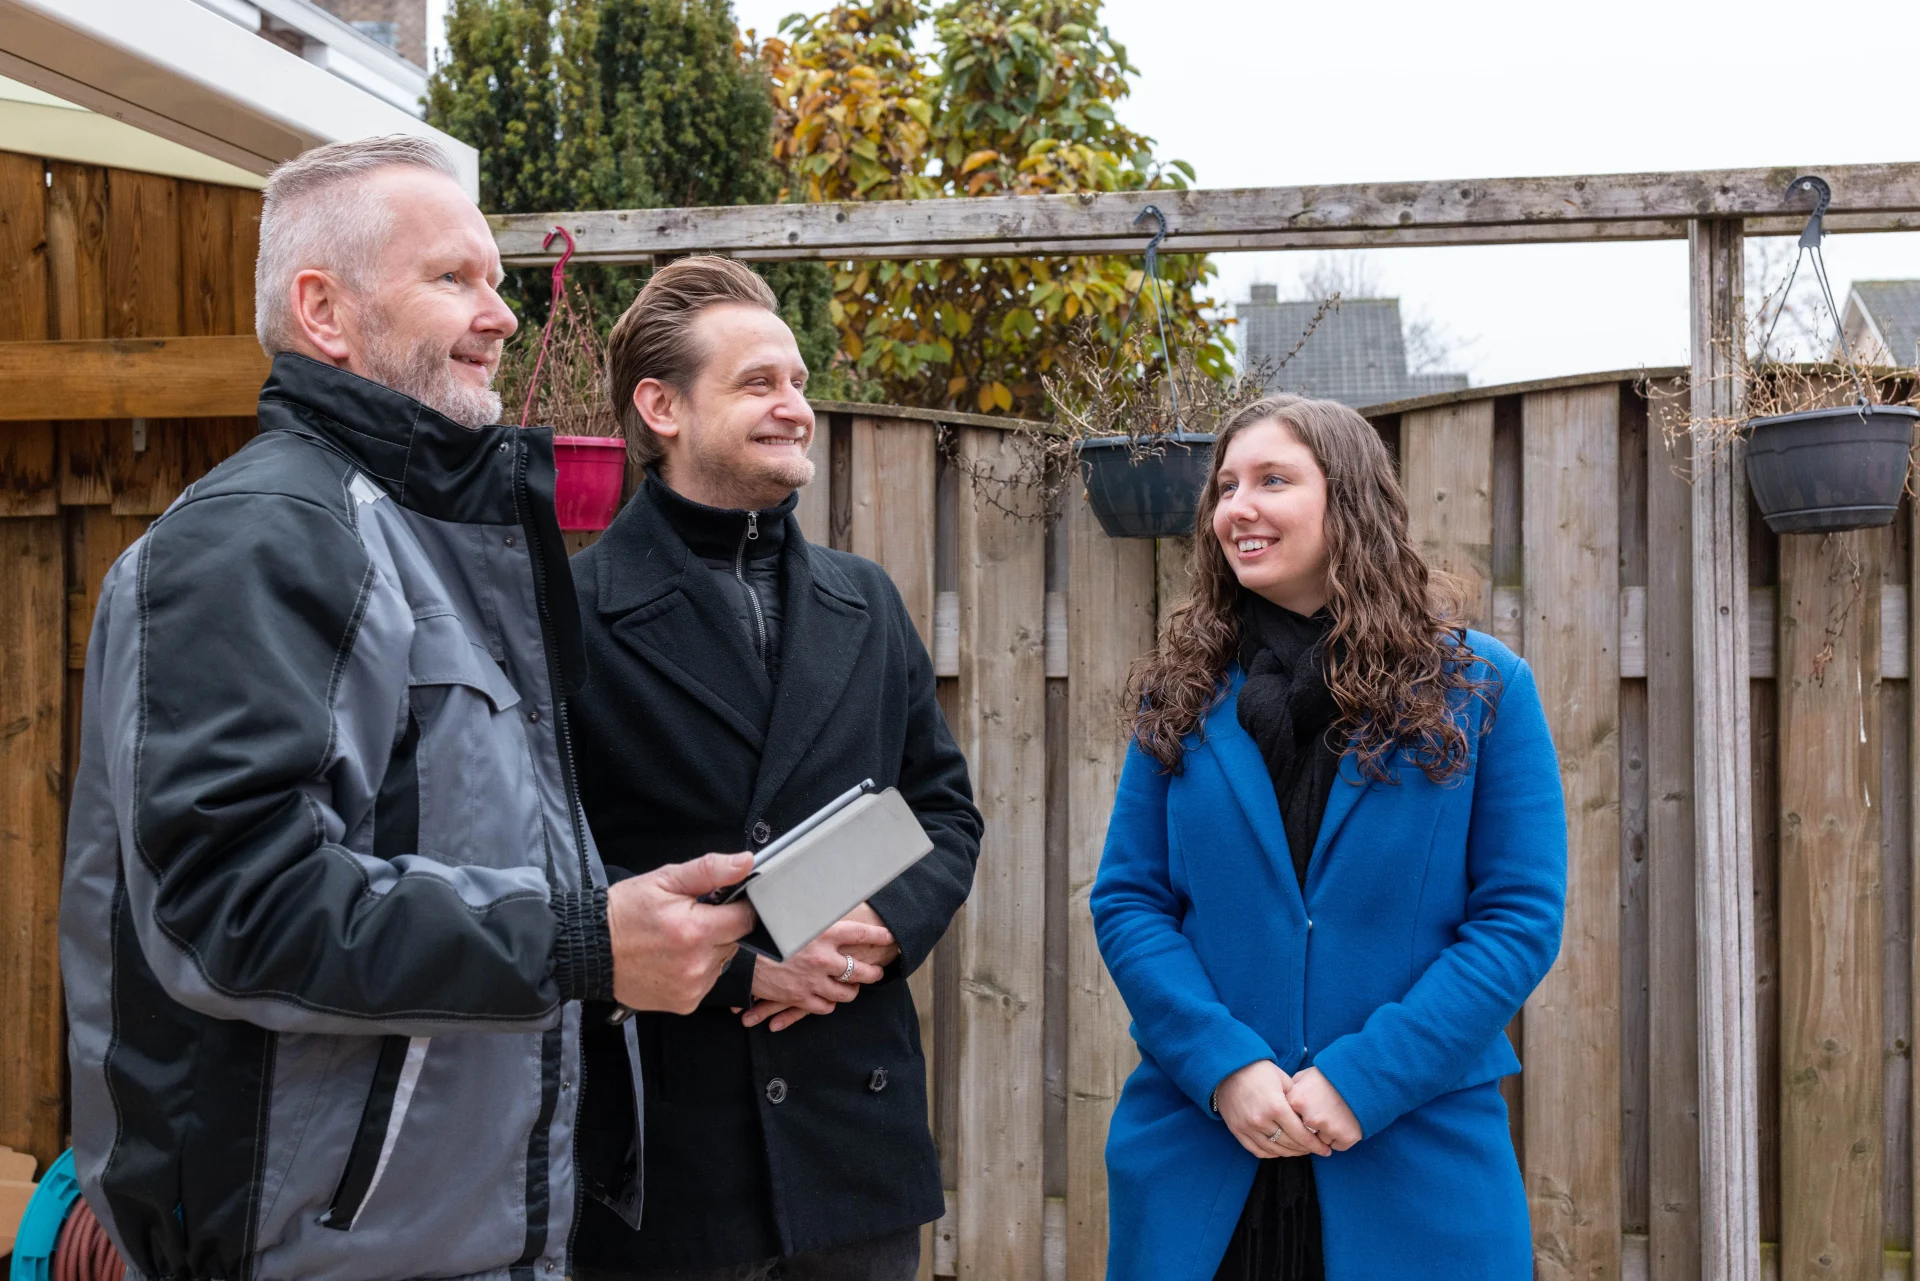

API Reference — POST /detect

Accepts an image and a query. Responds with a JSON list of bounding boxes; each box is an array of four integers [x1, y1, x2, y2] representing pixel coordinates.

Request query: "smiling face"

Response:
[[289, 165, 517, 428], [634, 302, 816, 510], [1210, 417, 1332, 615]]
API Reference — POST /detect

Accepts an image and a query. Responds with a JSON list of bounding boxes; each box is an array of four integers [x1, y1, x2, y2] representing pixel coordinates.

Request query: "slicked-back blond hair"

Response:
[[605, 256, 779, 468], [254, 135, 461, 353]]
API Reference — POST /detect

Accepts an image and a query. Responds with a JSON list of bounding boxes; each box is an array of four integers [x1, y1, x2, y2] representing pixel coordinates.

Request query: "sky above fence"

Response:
[[430, 0, 1920, 389]]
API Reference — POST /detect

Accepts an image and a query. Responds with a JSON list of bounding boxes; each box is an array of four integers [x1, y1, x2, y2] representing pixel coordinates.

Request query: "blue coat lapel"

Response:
[[1202, 667, 1373, 902]]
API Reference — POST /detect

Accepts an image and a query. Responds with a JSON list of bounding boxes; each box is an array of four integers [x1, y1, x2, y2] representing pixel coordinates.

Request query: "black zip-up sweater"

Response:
[[646, 475, 797, 677]]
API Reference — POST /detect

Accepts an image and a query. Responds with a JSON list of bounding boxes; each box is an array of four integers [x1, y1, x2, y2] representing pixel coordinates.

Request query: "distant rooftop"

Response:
[[1237, 285, 1468, 407], [1844, 281, 1920, 366]]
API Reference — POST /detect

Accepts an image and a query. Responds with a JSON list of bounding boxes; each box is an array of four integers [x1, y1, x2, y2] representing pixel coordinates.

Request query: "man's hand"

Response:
[[837, 902, 902, 969], [607, 852, 756, 1014], [1214, 1061, 1331, 1159], [1284, 1067, 1362, 1152], [738, 913, 895, 1032]]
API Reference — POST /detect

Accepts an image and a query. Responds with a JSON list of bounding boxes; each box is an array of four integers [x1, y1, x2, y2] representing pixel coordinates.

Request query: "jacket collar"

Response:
[[1202, 665, 1370, 899], [256, 352, 526, 525], [256, 352, 587, 690], [593, 481, 871, 795], [646, 474, 795, 562]]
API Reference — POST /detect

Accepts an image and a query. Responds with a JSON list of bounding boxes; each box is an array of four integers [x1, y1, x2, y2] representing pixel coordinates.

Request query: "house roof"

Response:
[[1851, 281, 1920, 365], [1235, 295, 1469, 407]]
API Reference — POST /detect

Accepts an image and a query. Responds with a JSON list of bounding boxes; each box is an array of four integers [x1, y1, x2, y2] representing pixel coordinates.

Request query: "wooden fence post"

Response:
[[1686, 217, 1763, 1281]]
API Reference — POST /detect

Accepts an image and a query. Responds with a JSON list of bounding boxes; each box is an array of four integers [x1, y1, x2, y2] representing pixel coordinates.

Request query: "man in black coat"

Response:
[[569, 256, 982, 1281]]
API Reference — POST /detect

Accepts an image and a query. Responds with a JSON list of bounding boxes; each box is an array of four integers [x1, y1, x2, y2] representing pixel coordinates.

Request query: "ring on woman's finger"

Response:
[[1267, 1123, 1285, 1143], [839, 954, 857, 983]]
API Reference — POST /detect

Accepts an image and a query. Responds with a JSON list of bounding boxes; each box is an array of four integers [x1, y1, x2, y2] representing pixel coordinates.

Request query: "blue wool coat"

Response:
[[1091, 632, 1566, 1281]]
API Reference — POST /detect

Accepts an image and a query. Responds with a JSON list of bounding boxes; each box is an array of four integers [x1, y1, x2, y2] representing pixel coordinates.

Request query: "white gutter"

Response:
[[0, 0, 478, 197]]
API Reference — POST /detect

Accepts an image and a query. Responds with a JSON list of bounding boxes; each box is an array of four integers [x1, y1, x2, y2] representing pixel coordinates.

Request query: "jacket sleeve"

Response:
[[866, 576, 983, 980], [100, 490, 609, 1037], [1309, 658, 1567, 1139], [1091, 742, 1278, 1113]]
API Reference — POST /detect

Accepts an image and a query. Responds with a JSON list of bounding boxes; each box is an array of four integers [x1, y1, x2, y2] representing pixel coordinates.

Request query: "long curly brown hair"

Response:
[[1127, 394, 1496, 780]]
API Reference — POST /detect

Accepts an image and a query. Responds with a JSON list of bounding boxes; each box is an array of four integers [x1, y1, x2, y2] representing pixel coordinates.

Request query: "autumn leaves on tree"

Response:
[[431, 0, 1228, 418]]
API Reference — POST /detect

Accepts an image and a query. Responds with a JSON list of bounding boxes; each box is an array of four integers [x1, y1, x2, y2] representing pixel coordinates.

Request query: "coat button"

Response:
[[527, 709, 541, 724], [751, 820, 772, 845], [868, 1068, 888, 1093], [765, 1077, 788, 1105]]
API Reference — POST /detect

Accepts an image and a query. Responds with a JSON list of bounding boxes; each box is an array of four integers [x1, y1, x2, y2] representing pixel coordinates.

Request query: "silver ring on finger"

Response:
[[1267, 1123, 1285, 1143], [840, 955, 857, 984]]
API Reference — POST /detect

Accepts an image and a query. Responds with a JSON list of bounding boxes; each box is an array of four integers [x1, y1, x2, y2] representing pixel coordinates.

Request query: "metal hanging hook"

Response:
[[1756, 175, 1871, 406], [1786, 174, 1832, 249], [1103, 204, 1185, 431], [519, 225, 579, 429]]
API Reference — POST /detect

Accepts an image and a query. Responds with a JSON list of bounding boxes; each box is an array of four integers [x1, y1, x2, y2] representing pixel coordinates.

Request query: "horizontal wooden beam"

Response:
[[492, 163, 1920, 264], [0, 336, 267, 420]]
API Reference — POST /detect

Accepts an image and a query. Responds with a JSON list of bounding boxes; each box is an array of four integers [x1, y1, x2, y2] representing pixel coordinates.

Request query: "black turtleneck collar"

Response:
[[645, 473, 797, 561]]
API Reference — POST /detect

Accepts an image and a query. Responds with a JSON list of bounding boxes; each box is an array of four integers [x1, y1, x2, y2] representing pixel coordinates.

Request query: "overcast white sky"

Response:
[[431, 0, 1920, 385]]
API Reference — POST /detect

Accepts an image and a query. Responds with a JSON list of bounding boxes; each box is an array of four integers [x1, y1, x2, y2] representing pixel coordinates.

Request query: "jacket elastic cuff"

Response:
[[552, 888, 614, 1002]]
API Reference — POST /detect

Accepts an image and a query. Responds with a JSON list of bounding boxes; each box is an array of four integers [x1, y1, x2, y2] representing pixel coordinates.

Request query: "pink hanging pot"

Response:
[[519, 224, 625, 532], [551, 435, 628, 530]]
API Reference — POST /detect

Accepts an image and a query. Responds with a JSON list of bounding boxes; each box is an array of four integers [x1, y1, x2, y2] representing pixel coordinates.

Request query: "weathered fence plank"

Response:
[[1779, 529, 1885, 1281], [0, 516, 68, 1168], [1619, 390, 1650, 1242], [1402, 401, 1494, 627], [845, 415, 940, 1281], [1645, 399, 1701, 1280], [953, 429, 1048, 1281], [1521, 384, 1623, 1281], [1064, 481, 1153, 1281], [491, 161, 1920, 265]]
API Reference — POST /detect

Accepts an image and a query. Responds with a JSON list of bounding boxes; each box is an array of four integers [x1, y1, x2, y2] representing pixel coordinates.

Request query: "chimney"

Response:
[[1249, 283, 1278, 303]]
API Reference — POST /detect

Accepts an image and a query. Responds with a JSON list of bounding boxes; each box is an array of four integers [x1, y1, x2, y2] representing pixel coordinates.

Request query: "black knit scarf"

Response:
[[1233, 594, 1340, 890]]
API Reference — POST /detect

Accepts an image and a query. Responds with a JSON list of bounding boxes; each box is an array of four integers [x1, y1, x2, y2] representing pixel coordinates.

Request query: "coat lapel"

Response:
[[747, 538, 870, 818], [1204, 666, 1373, 898], [594, 492, 772, 750]]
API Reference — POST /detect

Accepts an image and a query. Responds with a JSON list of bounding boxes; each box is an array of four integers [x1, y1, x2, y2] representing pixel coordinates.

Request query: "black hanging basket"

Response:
[[1075, 434, 1216, 539], [1745, 404, 1917, 534]]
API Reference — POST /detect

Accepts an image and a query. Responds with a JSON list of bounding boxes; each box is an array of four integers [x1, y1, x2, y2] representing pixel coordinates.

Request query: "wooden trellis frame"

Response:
[[489, 162, 1920, 1281]]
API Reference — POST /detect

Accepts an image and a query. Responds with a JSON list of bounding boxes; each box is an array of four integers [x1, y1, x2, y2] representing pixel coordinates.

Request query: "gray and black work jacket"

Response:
[[59, 353, 636, 1281]]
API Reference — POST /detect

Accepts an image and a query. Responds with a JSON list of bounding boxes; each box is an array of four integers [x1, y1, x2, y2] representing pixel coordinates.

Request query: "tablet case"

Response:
[[736, 787, 933, 961]]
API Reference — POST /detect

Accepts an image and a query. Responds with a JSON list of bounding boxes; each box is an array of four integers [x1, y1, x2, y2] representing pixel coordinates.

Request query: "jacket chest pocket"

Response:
[[403, 612, 544, 870]]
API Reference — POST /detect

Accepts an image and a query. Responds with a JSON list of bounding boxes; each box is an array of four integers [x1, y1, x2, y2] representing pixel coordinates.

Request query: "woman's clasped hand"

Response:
[[1214, 1061, 1362, 1159]]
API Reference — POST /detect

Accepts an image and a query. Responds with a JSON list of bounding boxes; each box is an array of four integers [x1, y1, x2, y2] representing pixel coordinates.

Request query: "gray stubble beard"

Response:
[[359, 304, 504, 430]]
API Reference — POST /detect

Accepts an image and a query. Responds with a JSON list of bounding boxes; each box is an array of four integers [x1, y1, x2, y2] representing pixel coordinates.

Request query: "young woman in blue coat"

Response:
[[1091, 394, 1567, 1280]]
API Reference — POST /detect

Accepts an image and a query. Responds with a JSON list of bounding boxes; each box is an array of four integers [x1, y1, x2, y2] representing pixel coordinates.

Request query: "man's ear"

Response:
[[632, 379, 680, 440], [289, 268, 355, 365]]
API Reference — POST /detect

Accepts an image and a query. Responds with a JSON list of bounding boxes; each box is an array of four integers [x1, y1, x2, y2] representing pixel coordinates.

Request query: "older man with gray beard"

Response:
[[58, 136, 755, 1281]]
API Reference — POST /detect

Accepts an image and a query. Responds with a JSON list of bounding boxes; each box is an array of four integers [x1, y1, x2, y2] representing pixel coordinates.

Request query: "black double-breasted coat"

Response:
[[569, 480, 982, 1271]]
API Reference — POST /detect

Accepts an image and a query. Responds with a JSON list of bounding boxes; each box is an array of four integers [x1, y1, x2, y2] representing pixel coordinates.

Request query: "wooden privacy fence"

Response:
[[4, 141, 1919, 1281]]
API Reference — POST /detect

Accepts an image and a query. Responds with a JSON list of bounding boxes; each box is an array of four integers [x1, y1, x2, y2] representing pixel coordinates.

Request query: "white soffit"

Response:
[[0, 75, 265, 186], [0, 0, 478, 197]]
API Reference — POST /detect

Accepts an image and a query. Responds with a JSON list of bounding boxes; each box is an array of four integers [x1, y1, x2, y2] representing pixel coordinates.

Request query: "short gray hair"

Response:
[[254, 135, 462, 353]]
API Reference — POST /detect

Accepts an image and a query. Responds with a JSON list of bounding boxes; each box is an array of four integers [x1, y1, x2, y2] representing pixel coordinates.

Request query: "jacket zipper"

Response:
[[511, 436, 592, 1273], [735, 511, 768, 665]]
